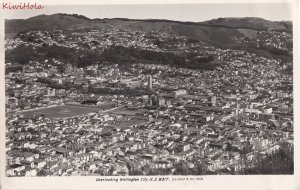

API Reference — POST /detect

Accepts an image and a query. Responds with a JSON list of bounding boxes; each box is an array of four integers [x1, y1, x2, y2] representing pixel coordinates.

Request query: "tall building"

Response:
[[148, 75, 153, 90], [208, 96, 217, 107], [236, 103, 240, 115]]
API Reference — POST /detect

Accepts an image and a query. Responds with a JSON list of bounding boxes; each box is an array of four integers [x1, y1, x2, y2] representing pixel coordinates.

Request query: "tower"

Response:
[[236, 103, 240, 115], [148, 75, 153, 90]]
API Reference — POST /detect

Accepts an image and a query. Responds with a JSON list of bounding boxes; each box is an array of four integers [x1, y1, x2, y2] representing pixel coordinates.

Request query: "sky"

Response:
[[3, 3, 293, 22]]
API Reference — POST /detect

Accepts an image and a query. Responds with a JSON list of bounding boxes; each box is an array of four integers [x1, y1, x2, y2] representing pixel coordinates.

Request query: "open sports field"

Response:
[[18, 104, 114, 119]]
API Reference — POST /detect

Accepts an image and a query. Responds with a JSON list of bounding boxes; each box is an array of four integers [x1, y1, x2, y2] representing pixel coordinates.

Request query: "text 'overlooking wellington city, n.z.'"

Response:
[[5, 14, 293, 176]]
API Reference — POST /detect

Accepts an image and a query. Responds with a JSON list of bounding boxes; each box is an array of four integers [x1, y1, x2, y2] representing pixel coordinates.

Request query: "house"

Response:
[[154, 160, 172, 169], [177, 143, 190, 152], [6, 164, 25, 176], [51, 78, 63, 85], [55, 148, 74, 157], [24, 168, 37, 177], [33, 159, 46, 169]]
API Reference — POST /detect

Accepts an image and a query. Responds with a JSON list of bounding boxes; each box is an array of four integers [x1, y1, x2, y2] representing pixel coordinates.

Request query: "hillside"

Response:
[[5, 14, 292, 49], [203, 17, 292, 32], [5, 14, 98, 38], [5, 13, 293, 70]]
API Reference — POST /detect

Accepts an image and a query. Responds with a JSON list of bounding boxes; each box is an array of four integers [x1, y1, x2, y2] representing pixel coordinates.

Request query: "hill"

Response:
[[203, 17, 292, 32], [5, 14, 292, 49], [5, 14, 96, 38]]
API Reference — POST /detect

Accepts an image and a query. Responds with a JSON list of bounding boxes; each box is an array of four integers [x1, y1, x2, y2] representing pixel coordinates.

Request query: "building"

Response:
[[6, 97, 18, 106], [148, 75, 153, 90], [208, 96, 217, 107], [51, 78, 63, 85], [47, 88, 56, 96], [158, 96, 166, 106], [119, 79, 140, 89], [172, 89, 187, 97]]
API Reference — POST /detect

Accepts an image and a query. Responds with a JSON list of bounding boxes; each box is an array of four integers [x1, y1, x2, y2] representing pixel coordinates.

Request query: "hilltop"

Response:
[[203, 17, 292, 32]]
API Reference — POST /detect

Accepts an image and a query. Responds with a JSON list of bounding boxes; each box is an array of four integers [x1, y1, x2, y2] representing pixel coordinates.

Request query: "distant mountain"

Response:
[[203, 17, 292, 32], [5, 14, 292, 48]]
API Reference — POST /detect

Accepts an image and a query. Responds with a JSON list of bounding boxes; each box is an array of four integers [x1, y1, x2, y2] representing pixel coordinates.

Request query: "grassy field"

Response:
[[107, 107, 148, 116], [18, 104, 113, 119]]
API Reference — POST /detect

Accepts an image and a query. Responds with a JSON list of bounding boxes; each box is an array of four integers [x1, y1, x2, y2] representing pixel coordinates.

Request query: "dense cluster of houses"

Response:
[[5, 27, 293, 176], [239, 31, 292, 52]]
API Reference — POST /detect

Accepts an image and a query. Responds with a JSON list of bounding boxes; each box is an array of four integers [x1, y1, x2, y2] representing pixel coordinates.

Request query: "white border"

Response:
[[0, 0, 299, 190]]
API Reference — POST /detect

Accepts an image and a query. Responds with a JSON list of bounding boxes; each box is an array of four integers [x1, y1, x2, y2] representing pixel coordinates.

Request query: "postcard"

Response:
[[0, 0, 299, 189]]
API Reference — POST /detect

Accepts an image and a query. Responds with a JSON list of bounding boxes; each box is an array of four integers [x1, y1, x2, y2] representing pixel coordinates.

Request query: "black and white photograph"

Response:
[[1, 0, 297, 182]]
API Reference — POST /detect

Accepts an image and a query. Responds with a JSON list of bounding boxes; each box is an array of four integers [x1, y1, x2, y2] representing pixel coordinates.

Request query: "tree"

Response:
[[6, 44, 35, 64], [242, 145, 293, 174]]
